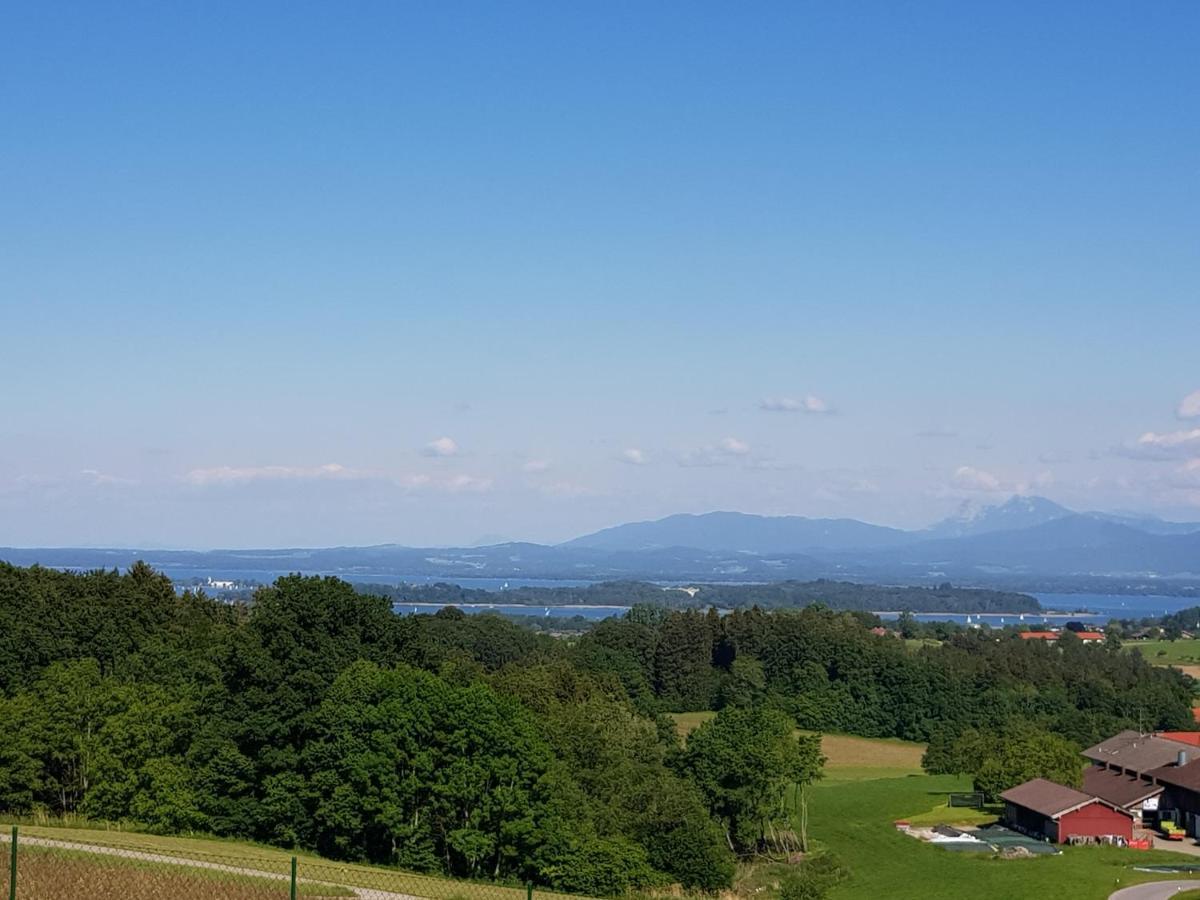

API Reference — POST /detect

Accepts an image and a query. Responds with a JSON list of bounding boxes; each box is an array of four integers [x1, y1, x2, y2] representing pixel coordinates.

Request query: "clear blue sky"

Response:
[[2, 1, 1198, 547]]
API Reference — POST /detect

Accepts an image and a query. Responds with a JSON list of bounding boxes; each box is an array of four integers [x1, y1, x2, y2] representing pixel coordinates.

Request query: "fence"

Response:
[[0, 827, 565, 900]]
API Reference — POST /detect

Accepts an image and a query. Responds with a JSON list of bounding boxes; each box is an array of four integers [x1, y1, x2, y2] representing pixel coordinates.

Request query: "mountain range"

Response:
[[2, 496, 1199, 590]]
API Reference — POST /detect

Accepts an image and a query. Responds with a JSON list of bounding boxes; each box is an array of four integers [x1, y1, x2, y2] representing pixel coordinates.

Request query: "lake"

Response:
[[115, 565, 1200, 624], [394, 591, 1200, 625]]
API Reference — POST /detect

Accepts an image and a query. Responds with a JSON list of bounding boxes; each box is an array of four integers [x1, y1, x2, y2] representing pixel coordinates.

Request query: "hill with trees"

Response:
[[0, 561, 1193, 895]]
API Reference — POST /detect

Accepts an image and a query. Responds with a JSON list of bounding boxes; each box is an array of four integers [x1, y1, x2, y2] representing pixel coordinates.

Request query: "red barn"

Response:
[[1001, 778, 1133, 844]]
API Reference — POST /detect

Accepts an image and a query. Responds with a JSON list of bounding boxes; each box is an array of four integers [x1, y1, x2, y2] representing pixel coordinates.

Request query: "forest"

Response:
[[0, 562, 1193, 895]]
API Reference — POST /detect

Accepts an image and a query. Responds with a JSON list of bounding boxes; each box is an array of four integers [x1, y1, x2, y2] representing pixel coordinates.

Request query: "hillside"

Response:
[[562, 511, 912, 552], [6, 495, 1200, 590]]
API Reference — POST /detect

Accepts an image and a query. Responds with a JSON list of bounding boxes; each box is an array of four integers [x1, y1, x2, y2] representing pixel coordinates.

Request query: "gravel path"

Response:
[[0, 832, 425, 900], [1110, 881, 1200, 900]]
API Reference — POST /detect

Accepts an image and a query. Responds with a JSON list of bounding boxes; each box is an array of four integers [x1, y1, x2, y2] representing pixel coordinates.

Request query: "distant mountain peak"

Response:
[[927, 495, 1074, 539], [562, 510, 911, 554]]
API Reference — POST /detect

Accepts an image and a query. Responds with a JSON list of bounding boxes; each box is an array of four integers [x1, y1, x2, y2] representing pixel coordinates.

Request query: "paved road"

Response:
[[1110, 881, 1200, 899], [0, 832, 424, 900]]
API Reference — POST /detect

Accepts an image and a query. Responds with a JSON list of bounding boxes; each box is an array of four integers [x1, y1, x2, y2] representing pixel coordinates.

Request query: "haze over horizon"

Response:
[[4, 3, 1198, 549]]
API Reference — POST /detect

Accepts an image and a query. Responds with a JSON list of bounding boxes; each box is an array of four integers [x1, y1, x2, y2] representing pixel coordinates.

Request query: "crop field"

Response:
[[668, 712, 926, 782]]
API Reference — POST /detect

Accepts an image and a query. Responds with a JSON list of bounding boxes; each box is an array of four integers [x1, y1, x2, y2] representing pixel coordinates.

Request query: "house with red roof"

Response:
[[1018, 630, 1105, 643]]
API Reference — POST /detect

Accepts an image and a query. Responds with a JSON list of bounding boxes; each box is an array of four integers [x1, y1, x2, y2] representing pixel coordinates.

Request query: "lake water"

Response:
[[151, 568, 594, 591], [394, 602, 630, 620], [393, 592, 1200, 625], [127, 565, 1200, 624], [1033, 592, 1200, 618]]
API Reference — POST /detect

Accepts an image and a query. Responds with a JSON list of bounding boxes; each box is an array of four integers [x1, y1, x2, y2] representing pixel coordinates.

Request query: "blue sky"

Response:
[[2, 2, 1198, 547]]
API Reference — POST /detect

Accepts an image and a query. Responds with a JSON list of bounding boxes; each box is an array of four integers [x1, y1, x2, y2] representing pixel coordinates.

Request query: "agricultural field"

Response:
[[668, 712, 926, 782], [1129, 639, 1200, 669]]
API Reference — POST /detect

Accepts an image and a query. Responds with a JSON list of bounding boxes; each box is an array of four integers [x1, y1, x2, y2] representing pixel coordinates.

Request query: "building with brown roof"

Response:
[[1082, 765, 1163, 824], [1083, 730, 1195, 778], [1000, 778, 1133, 844], [1148, 755, 1200, 836]]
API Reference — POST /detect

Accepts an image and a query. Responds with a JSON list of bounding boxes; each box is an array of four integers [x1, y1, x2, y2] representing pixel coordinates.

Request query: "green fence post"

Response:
[[8, 826, 16, 900], [526, 881, 533, 900], [290, 856, 297, 900]]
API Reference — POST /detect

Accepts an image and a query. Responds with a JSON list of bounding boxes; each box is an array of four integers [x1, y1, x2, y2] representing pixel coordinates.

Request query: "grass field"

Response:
[[668, 712, 926, 782], [1130, 639, 1200, 666], [6, 827, 574, 900], [806, 774, 1194, 900]]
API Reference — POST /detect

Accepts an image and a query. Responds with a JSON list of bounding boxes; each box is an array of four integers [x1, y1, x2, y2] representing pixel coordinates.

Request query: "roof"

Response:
[[1150, 758, 1200, 792], [1019, 632, 1059, 640], [1001, 778, 1123, 820], [1082, 766, 1163, 808], [1082, 730, 1195, 774], [1076, 632, 1106, 640], [1159, 732, 1200, 747]]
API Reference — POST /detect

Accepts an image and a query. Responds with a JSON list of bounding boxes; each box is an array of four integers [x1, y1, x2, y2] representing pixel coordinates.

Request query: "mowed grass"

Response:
[[668, 712, 926, 783], [1130, 639, 1200, 666], [806, 774, 1195, 900], [11, 827, 576, 900], [669, 712, 1200, 898]]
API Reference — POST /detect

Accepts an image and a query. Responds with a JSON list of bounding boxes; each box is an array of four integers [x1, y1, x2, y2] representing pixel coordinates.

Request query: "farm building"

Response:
[[1082, 765, 1163, 824], [1000, 778, 1133, 844], [1083, 731, 1195, 778], [1148, 755, 1200, 836], [1017, 630, 1105, 642]]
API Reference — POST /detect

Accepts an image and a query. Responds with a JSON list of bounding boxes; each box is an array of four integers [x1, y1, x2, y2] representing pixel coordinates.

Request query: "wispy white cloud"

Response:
[[760, 394, 832, 414], [952, 465, 1004, 492], [949, 465, 1053, 494], [679, 437, 753, 467], [423, 437, 460, 458], [1119, 428, 1200, 461], [620, 448, 649, 466], [184, 463, 353, 486], [395, 474, 432, 489], [80, 469, 138, 486], [445, 474, 493, 493], [1179, 390, 1200, 420], [522, 458, 552, 474]]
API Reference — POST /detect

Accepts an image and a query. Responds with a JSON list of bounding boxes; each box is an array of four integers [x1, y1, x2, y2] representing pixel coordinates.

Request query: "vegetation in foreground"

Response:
[[5, 830, 566, 900], [0, 561, 1196, 898], [4, 843, 353, 899]]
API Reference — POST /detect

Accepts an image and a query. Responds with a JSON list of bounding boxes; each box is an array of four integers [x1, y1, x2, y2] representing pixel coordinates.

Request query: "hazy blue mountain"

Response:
[[561, 511, 912, 553], [6, 496, 1200, 590], [1083, 511, 1200, 536], [923, 495, 1074, 539], [865, 514, 1200, 577]]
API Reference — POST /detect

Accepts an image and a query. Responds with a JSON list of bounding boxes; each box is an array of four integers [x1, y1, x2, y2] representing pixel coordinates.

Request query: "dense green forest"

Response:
[[365, 578, 1041, 614], [0, 562, 1192, 895]]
